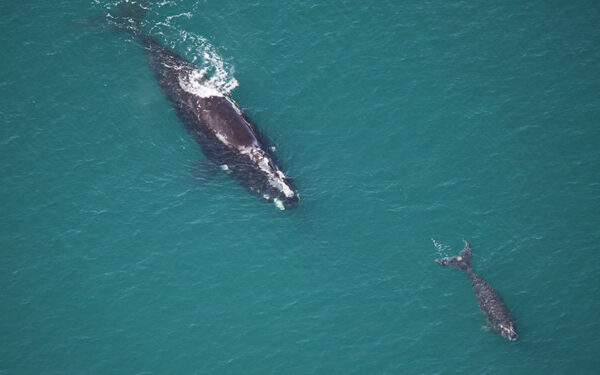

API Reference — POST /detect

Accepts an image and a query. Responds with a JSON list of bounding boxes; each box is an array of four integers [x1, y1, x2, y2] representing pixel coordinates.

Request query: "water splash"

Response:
[[176, 30, 239, 95], [431, 238, 451, 257], [147, 2, 238, 96], [178, 69, 224, 98], [99, 0, 238, 96]]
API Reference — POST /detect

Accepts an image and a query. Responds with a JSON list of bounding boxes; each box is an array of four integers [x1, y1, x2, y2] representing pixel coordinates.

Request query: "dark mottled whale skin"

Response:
[[108, 3, 298, 209], [434, 242, 518, 341]]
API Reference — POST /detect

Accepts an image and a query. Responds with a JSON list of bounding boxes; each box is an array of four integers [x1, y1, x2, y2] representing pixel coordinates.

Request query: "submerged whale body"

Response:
[[434, 242, 518, 341], [108, 3, 298, 210]]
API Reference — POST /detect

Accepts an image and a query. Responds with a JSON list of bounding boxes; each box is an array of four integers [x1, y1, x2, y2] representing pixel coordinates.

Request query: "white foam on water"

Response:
[[178, 69, 224, 98], [165, 12, 192, 23], [432, 238, 450, 257], [106, 0, 239, 97], [176, 30, 238, 97]]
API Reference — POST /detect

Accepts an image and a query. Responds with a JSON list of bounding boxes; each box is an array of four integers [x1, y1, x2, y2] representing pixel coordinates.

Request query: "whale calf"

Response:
[[434, 242, 518, 341], [107, 2, 298, 209]]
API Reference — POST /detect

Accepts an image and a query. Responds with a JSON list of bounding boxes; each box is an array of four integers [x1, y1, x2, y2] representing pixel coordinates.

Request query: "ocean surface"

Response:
[[2, 1, 599, 373]]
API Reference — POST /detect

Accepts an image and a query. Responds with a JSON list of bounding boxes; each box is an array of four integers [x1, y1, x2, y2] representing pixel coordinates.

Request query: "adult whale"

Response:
[[107, 2, 298, 209], [434, 242, 518, 341]]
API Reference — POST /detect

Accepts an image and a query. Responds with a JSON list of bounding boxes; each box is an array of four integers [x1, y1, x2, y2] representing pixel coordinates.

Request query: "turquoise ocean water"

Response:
[[2, 1, 599, 373]]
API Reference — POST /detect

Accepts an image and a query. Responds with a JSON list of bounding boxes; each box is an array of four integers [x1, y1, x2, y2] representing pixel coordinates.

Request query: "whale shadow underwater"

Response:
[[434, 242, 518, 341], [107, 2, 299, 210]]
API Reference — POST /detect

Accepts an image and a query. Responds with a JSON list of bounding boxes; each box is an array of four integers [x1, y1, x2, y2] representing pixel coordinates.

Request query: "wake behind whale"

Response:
[[106, 1, 298, 209]]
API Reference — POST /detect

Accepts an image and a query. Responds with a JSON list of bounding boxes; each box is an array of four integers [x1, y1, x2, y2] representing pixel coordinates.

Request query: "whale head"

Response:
[[496, 322, 518, 341], [259, 171, 299, 210], [240, 146, 299, 210]]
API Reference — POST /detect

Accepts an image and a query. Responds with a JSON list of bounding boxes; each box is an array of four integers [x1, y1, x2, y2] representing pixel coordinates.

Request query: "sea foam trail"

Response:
[[101, 0, 238, 96], [177, 30, 239, 95]]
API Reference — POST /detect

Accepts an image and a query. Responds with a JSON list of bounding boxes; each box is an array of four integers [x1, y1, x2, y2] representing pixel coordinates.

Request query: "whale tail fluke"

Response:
[[434, 241, 472, 271]]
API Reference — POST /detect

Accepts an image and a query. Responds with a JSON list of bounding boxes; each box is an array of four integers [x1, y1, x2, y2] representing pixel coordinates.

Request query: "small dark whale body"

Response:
[[434, 242, 518, 341], [108, 3, 298, 209]]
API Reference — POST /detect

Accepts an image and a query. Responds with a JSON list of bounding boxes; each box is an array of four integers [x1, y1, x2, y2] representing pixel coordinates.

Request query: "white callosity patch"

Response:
[[241, 146, 295, 199], [273, 198, 285, 210]]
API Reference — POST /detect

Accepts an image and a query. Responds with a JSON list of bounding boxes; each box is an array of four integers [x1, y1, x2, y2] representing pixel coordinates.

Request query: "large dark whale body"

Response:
[[434, 242, 518, 341], [108, 4, 298, 209]]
